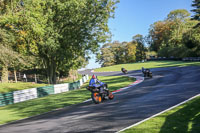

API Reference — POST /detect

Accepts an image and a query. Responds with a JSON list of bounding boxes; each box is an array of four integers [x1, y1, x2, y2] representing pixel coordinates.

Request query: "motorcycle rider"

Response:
[[121, 67, 127, 74], [141, 67, 152, 77], [89, 75, 106, 93]]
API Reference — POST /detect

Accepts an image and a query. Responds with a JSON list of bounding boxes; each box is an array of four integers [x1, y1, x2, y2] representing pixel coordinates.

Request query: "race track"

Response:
[[0, 66, 200, 133]]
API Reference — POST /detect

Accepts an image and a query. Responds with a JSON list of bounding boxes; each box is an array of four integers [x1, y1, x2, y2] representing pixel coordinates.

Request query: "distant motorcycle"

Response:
[[142, 67, 153, 78], [121, 68, 128, 74], [86, 75, 114, 104]]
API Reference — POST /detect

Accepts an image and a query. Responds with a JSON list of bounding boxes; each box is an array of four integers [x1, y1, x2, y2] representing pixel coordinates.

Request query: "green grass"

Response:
[[95, 61, 200, 72], [0, 82, 48, 93], [123, 96, 200, 133], [0, 76, 135, 125], [58, 74, 83, 84]]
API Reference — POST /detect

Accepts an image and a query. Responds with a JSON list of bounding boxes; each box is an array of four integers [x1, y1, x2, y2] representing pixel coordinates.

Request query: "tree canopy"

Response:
[[191, 0, 200, 27], [96, 35, 147, 67], [0, 0, 119, 83], [147, 9, 199, 58]]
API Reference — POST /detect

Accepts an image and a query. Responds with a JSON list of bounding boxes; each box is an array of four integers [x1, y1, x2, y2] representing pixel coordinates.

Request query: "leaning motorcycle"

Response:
[[121, 68, 128, 74], [86, 82, 114, 104], [142, 68, 153, 78]]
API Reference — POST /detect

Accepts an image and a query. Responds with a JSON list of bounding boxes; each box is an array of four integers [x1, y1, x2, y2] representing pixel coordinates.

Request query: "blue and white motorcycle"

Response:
[[86, 75, 114, 104]]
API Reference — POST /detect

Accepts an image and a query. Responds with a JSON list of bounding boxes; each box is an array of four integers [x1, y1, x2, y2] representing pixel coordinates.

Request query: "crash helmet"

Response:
[[92, 74, 96, 79]]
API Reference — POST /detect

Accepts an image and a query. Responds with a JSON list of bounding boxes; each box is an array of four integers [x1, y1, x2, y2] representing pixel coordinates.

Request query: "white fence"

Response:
[[54, 83, 69, 94], [80, 79, 83, 86], [11, 75, 89, 104], [13, 88, 37, 103]]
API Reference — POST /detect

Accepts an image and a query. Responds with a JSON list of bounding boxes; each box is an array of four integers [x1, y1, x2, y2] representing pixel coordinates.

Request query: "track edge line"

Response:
[[117, 93, 200, 133]]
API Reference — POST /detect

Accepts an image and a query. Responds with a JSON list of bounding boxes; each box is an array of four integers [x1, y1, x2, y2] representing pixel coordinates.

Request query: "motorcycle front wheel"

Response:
[[92, 92, 102, 104]]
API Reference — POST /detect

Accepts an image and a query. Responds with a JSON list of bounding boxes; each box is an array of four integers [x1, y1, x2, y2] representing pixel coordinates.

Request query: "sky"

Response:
[[86, 0, 194, 69]]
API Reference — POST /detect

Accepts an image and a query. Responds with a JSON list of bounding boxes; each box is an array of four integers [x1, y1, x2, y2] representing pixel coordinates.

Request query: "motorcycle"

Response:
[[142, 67, 153, 78], [86, 81, 114, 104], [121, 68, 128, 74]]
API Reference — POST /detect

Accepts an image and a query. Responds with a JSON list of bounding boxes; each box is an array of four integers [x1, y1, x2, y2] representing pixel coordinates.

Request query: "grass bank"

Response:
[[95, 61, 200, 72], [123, 96, 200, 133], [58, 74, 83, 84], [0, 82, 47, 93], [0, 76, 135, 125]]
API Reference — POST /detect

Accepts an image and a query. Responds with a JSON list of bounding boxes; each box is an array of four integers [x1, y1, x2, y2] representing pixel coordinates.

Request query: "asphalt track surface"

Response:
[[0, 66, 200, 133]]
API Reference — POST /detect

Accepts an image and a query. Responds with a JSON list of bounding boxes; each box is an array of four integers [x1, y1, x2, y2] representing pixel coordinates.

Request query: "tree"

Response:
[[0, 0, 42, 83], [0, 29, 15, 82], [0, 0, 119, 84], [183, 26, 200, 56], [167, 9, 190, 47], [191, 0, 200, 27], [147, 21, 174, 52], [38, 0, 119, 84], [97, 40, 137, 67], [132, 34, 147, 61], [96, 42, 121, 67], [147, 9, 199, 58], [126, 41, 136, 62], [110, 41, 127, 64], [167, 9, 190, 22], [0, 28, 30, 82]]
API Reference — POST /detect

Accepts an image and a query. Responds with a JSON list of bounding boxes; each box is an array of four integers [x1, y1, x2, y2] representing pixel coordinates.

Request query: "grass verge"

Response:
[[58, 74, 83, 84], [0, 76, 135, 125], [123, 96, 200, 133], [95, 61, 200, 72], [0, 82, 48, 93]]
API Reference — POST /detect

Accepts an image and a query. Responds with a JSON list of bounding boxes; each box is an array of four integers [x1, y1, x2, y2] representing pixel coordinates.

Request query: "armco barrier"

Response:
[[86, 75, 89, 80], [37, 85, 54, 98], [82, 76, 87, 83], [182, 57, 200, 61], [69, 83, 74, 91], [0, 92, 14, 106], [80, 79, 83, 86], [0, 75, 89, 106], [75, 80, 81, 89], [14, 88, 37, 103], [69, 82, 77, 90], [54, 83, 69, 94]]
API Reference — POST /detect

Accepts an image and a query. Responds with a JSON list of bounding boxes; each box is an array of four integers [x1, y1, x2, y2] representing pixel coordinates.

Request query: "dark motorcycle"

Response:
[[142, 67, 153, 78], [86, 80, 114, 104], [121, 68, 128, 74]]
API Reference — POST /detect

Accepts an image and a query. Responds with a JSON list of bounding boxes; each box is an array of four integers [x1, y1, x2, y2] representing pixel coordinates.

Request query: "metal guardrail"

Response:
[[0, 75, 89, 107], [147, 57, 200, 61], [182, 57, 200, 61]]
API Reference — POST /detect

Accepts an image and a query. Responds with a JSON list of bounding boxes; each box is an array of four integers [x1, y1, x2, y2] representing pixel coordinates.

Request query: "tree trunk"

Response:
[[14, 69, 17, 83], [19, 72, 21, 80], [1, 64, 8, 83], [47, 60, 57, 84], [69, 69, 77, 82], [73, 69, 75, 82], [34, 74, 37, 83], [75, 70, 78, 80]]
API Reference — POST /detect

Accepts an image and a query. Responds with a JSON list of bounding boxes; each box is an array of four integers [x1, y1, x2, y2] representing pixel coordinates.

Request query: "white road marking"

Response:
[[117, 93, 200, 133]]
